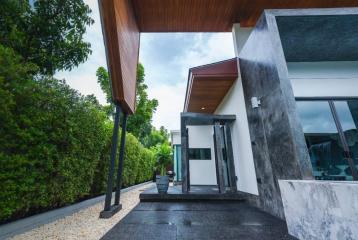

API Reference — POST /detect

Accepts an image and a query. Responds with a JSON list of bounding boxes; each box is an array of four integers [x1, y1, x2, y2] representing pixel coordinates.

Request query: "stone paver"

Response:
[[101, 201, 296, 240]]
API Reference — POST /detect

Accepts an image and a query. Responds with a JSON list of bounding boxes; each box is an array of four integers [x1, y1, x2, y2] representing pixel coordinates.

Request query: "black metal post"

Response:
[[214, 122, 225, 194], [224, 123, 238, 192], [100, 104, 122, 218], [181, 114, 189, 193], [115, 113, 128, 205]]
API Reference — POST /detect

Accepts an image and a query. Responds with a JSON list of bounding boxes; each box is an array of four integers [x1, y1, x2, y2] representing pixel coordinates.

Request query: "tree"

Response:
[[0, 0, 94, 75], [143, 126, 170, 148], [96, 64, 159, 144], [152, 143, 173, 176], [96, 67, 115, 117], [0, 44, 108, 220]]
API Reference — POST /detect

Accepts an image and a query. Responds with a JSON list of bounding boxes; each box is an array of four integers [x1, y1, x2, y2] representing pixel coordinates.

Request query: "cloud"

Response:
[[147, 82, 187, 131], [55, 0, 236, 131], [140, 33, 235, 130]]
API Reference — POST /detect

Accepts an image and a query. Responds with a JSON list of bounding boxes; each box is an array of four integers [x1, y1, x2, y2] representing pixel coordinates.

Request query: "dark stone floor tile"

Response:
[[100, 223, 176, 240], [101, 202, 294, 240]]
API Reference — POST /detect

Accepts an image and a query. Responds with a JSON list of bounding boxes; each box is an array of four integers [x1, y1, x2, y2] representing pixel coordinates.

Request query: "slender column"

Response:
[[224, 123, 238, 192], [181, 115, 189, 193], [186, 128, 190, 191], [214, 122, 225, 193], [114, 113, 128, 205], [103, 104, 121, 211]]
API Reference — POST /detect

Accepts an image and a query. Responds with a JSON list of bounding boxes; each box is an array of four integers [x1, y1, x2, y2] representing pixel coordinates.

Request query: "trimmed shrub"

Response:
[[0, 45, 156, 222]]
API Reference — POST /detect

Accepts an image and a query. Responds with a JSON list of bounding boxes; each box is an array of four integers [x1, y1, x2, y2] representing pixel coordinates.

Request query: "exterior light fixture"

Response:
[[251, 97, 261, 109], [201, 107, 205, 110]]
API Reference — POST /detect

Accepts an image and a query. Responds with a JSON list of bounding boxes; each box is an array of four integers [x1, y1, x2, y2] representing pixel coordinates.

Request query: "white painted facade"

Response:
[[213, 24, 259, 195], [187, 126, 217, 185], [287, 61, 358, 97], [214, 78, 259, 194], [170, 130, 181, 145]]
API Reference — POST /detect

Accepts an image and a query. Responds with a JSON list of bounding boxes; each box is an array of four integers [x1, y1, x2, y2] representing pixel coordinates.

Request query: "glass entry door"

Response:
[[296, 99, 358, 180]]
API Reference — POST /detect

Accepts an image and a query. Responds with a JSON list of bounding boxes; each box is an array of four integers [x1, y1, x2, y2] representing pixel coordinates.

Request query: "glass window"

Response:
[[334, 100, 358, 176], [296, 101, 351, 180], [189, 148, 211, 160]]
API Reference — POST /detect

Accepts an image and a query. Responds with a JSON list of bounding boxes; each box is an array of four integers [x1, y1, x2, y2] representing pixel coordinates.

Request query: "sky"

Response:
[[56, 0, 235, 131]]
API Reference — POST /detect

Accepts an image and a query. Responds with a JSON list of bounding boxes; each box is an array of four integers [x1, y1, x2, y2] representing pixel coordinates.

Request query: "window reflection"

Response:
[[296, 100, 358, 181], [334, 100, 358, 176]]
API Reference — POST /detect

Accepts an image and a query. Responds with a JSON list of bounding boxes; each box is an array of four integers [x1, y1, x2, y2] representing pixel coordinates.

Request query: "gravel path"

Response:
[[10, 183, 155, 240]]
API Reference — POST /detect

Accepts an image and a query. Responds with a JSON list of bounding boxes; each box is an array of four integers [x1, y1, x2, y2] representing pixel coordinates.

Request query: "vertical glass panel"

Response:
[[334, 100, 358, 177], [176, 145, 182, 181], [296, 101, 348, 180]]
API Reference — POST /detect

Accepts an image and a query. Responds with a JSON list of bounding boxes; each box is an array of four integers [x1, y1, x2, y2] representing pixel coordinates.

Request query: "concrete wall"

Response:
[[288, 61, 358, 97], [215, 75, 259, 195], [188, 126, 217, 185], [237, 11, 314, 219]]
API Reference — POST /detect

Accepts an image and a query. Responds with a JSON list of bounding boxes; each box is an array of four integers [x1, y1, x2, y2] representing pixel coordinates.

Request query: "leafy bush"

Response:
[[0, 45, 156, 222]]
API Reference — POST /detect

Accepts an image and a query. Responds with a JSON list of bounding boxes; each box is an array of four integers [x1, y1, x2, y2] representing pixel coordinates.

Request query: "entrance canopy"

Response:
[[98, 0, 358, 114], [184, 59, 238, 114]]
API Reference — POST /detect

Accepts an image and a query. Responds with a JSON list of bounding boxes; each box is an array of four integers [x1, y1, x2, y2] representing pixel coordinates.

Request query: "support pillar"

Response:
[[214, 122, 225, 194], [224, 123, 238, 192], [181, 115, 189, 193], [114, 113, 128, 205], [100, 104, 122, 218]]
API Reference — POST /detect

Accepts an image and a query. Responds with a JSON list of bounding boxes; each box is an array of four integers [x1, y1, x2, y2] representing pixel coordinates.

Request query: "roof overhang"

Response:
[[184, 58, 238, 113], [99, 1, 358, 114], [132, 0, 358, 32]]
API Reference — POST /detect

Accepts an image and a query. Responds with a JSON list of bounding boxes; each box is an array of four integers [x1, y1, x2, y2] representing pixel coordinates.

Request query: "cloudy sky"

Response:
[[56, 0, 235, 130]]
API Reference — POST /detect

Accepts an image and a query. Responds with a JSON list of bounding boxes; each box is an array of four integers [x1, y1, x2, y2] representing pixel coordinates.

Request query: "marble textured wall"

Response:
[[279, 180, 358, 240], [238, 10, 314, 219]]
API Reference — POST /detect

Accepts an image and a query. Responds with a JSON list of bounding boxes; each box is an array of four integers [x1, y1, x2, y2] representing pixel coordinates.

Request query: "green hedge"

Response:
[[0, 45, 155, 222]]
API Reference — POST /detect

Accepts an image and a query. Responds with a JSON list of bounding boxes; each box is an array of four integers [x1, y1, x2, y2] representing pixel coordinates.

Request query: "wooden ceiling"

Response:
[[99, 0, 358, 114], [131, 0, 358, 32], [99, 0, 140, 114], [185, 59, 238, 113]]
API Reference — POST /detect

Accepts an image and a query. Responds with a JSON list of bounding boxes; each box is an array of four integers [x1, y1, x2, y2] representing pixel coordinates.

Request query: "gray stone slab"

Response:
[[239, 8, 315, 219], [279, 180, 358, 240], [101, 223, 177, 240], [100, 201, 295, 240]]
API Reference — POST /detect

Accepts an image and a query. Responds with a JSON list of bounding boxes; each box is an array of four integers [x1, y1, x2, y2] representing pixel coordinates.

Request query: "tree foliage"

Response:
[[0, 45, 156, 222], [143, 126, 170, 148], [0, 0, 94, 75], [0, 0, 161, 223], [96, 64, 159, 145], [152, 143, 173, 175]]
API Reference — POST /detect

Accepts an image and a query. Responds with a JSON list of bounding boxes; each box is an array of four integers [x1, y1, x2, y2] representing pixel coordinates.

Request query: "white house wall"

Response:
[[215, 77, 259, 195], [213, 25, 259, 195], [288, 61, 358, 97], [188, 126, 217, 185]]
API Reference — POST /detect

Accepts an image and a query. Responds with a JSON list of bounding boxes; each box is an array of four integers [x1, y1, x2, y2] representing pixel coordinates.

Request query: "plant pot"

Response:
[[156, 175, 169, 194]]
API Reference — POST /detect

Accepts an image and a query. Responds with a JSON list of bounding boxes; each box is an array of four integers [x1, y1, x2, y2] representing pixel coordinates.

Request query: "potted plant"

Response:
[[153, 143, 172, 194]]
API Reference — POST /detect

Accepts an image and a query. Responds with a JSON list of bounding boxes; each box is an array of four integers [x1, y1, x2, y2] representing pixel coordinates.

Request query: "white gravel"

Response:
[[10, 183, 155, 240]]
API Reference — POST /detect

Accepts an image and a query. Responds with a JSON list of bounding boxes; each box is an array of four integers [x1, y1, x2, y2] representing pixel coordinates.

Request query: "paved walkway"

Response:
[[6, 183, 154, 240], [101, 201, 295, 240]]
